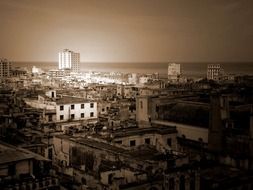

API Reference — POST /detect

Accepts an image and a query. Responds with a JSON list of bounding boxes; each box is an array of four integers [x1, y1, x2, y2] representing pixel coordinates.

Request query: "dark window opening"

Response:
[[8, 164, 16, 176], [48, 115, 53, 122], [167, 138, 172, 146], [130, 140, 136, 147], [145, 138, 150, 145]]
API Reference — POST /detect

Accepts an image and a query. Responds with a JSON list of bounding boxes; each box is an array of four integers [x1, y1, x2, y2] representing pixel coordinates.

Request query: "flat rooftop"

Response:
[[56, 96, 93, 105], [112, 126, 177, 138], [56, 135, 178, 162]]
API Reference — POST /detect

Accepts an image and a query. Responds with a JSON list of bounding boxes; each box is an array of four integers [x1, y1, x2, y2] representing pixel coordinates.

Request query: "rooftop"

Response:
[[0, 141, 49, 165], [112, 126, 177, 138], [56, 96, 92, 105], [57, 135, 177, 162]]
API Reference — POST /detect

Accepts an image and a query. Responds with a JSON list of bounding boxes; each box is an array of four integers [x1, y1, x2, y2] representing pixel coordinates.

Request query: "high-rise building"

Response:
[[207, 64, 222, 81], [58, 49, 80, 73], [168, 63, 181, 82], [0, 58, 12, 78]]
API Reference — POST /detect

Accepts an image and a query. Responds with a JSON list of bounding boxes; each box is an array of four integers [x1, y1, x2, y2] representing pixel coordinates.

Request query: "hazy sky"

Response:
[[0, 0, 253, 62]]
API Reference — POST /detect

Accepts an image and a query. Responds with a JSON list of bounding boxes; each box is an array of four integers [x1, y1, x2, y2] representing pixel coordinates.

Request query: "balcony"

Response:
[[1, 176, 59, 190]]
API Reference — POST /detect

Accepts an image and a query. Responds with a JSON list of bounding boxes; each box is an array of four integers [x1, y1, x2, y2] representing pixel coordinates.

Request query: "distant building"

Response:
[[0, 58, 12, 78], [58, 49, 80, 73], [207, 64, 223, 81], [11, 67, 27, 77], [168, 63, 181, 82], [32, 66, 44, 75]]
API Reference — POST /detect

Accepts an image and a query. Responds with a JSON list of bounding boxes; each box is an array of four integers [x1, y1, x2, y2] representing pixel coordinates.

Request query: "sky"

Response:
[[0, 0, 253, 62]]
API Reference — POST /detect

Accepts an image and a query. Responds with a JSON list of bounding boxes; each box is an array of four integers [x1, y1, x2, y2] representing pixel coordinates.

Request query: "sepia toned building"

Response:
[[0, 59, 12, 78], [58, 49, 80, 73], [0, 141, 59, 190], [168, 63, 181, 83], [207, 64, 223, 81]]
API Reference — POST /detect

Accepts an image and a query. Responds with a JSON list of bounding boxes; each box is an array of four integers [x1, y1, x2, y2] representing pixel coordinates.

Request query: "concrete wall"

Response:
[[113, 132, 177, 151], [136, 96, 150, 125], [0, 159, 32, 177], [152, 120, 208, 143]]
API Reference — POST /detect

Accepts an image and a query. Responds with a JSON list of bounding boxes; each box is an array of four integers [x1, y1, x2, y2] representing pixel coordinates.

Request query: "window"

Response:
[[60, 115, 64, 120], [81, 113, 84, 118], [48, 148, 53, 160], [71, 104, 75, 110], [145, 138, 150, 145], [71, 114, 75, 119], [140, 101, 143, 109], [115, 140, 122, 144], [167, 138, 172, 146], [90, 103, 94, 108], [60, 105, 64, 111], [102, 108, 105, 112], [190, 173, 195, 190], [130, 140, 136, 147], [8, 164, 16, 176], [180, 176, 185, 190], [81, 104, 84, 109], [169, 178, 175, 190], [90, 112, 94, 117]]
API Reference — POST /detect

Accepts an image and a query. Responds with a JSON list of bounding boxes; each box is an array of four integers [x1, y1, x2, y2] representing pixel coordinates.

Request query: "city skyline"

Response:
[[1, 0, 253, 63]]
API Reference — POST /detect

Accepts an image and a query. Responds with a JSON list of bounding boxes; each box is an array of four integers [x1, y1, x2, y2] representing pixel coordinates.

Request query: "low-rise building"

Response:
[[0, 141, 59, 190]]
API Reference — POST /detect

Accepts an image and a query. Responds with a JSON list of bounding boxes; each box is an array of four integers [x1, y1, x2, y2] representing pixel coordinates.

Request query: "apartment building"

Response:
[[207, 64, 222, 81], [0, 58, 12, 78], [58, 49, 80, 73]]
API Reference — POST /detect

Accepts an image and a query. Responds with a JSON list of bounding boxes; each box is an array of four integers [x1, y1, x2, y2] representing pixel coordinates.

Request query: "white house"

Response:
[[56, 96, 97, 122]]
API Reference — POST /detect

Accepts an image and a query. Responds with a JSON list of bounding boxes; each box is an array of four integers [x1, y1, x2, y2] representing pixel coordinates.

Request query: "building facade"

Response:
[[58, 49, 80, 73], [207, 64, 222, 81], [56, 97, 97, 123], [168, 63, 181, 82], [0, 59, 12, 78]]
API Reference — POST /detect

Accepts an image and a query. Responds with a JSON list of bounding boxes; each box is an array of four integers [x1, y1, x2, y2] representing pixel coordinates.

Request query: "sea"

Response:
[[13, 62, 253, 78]]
